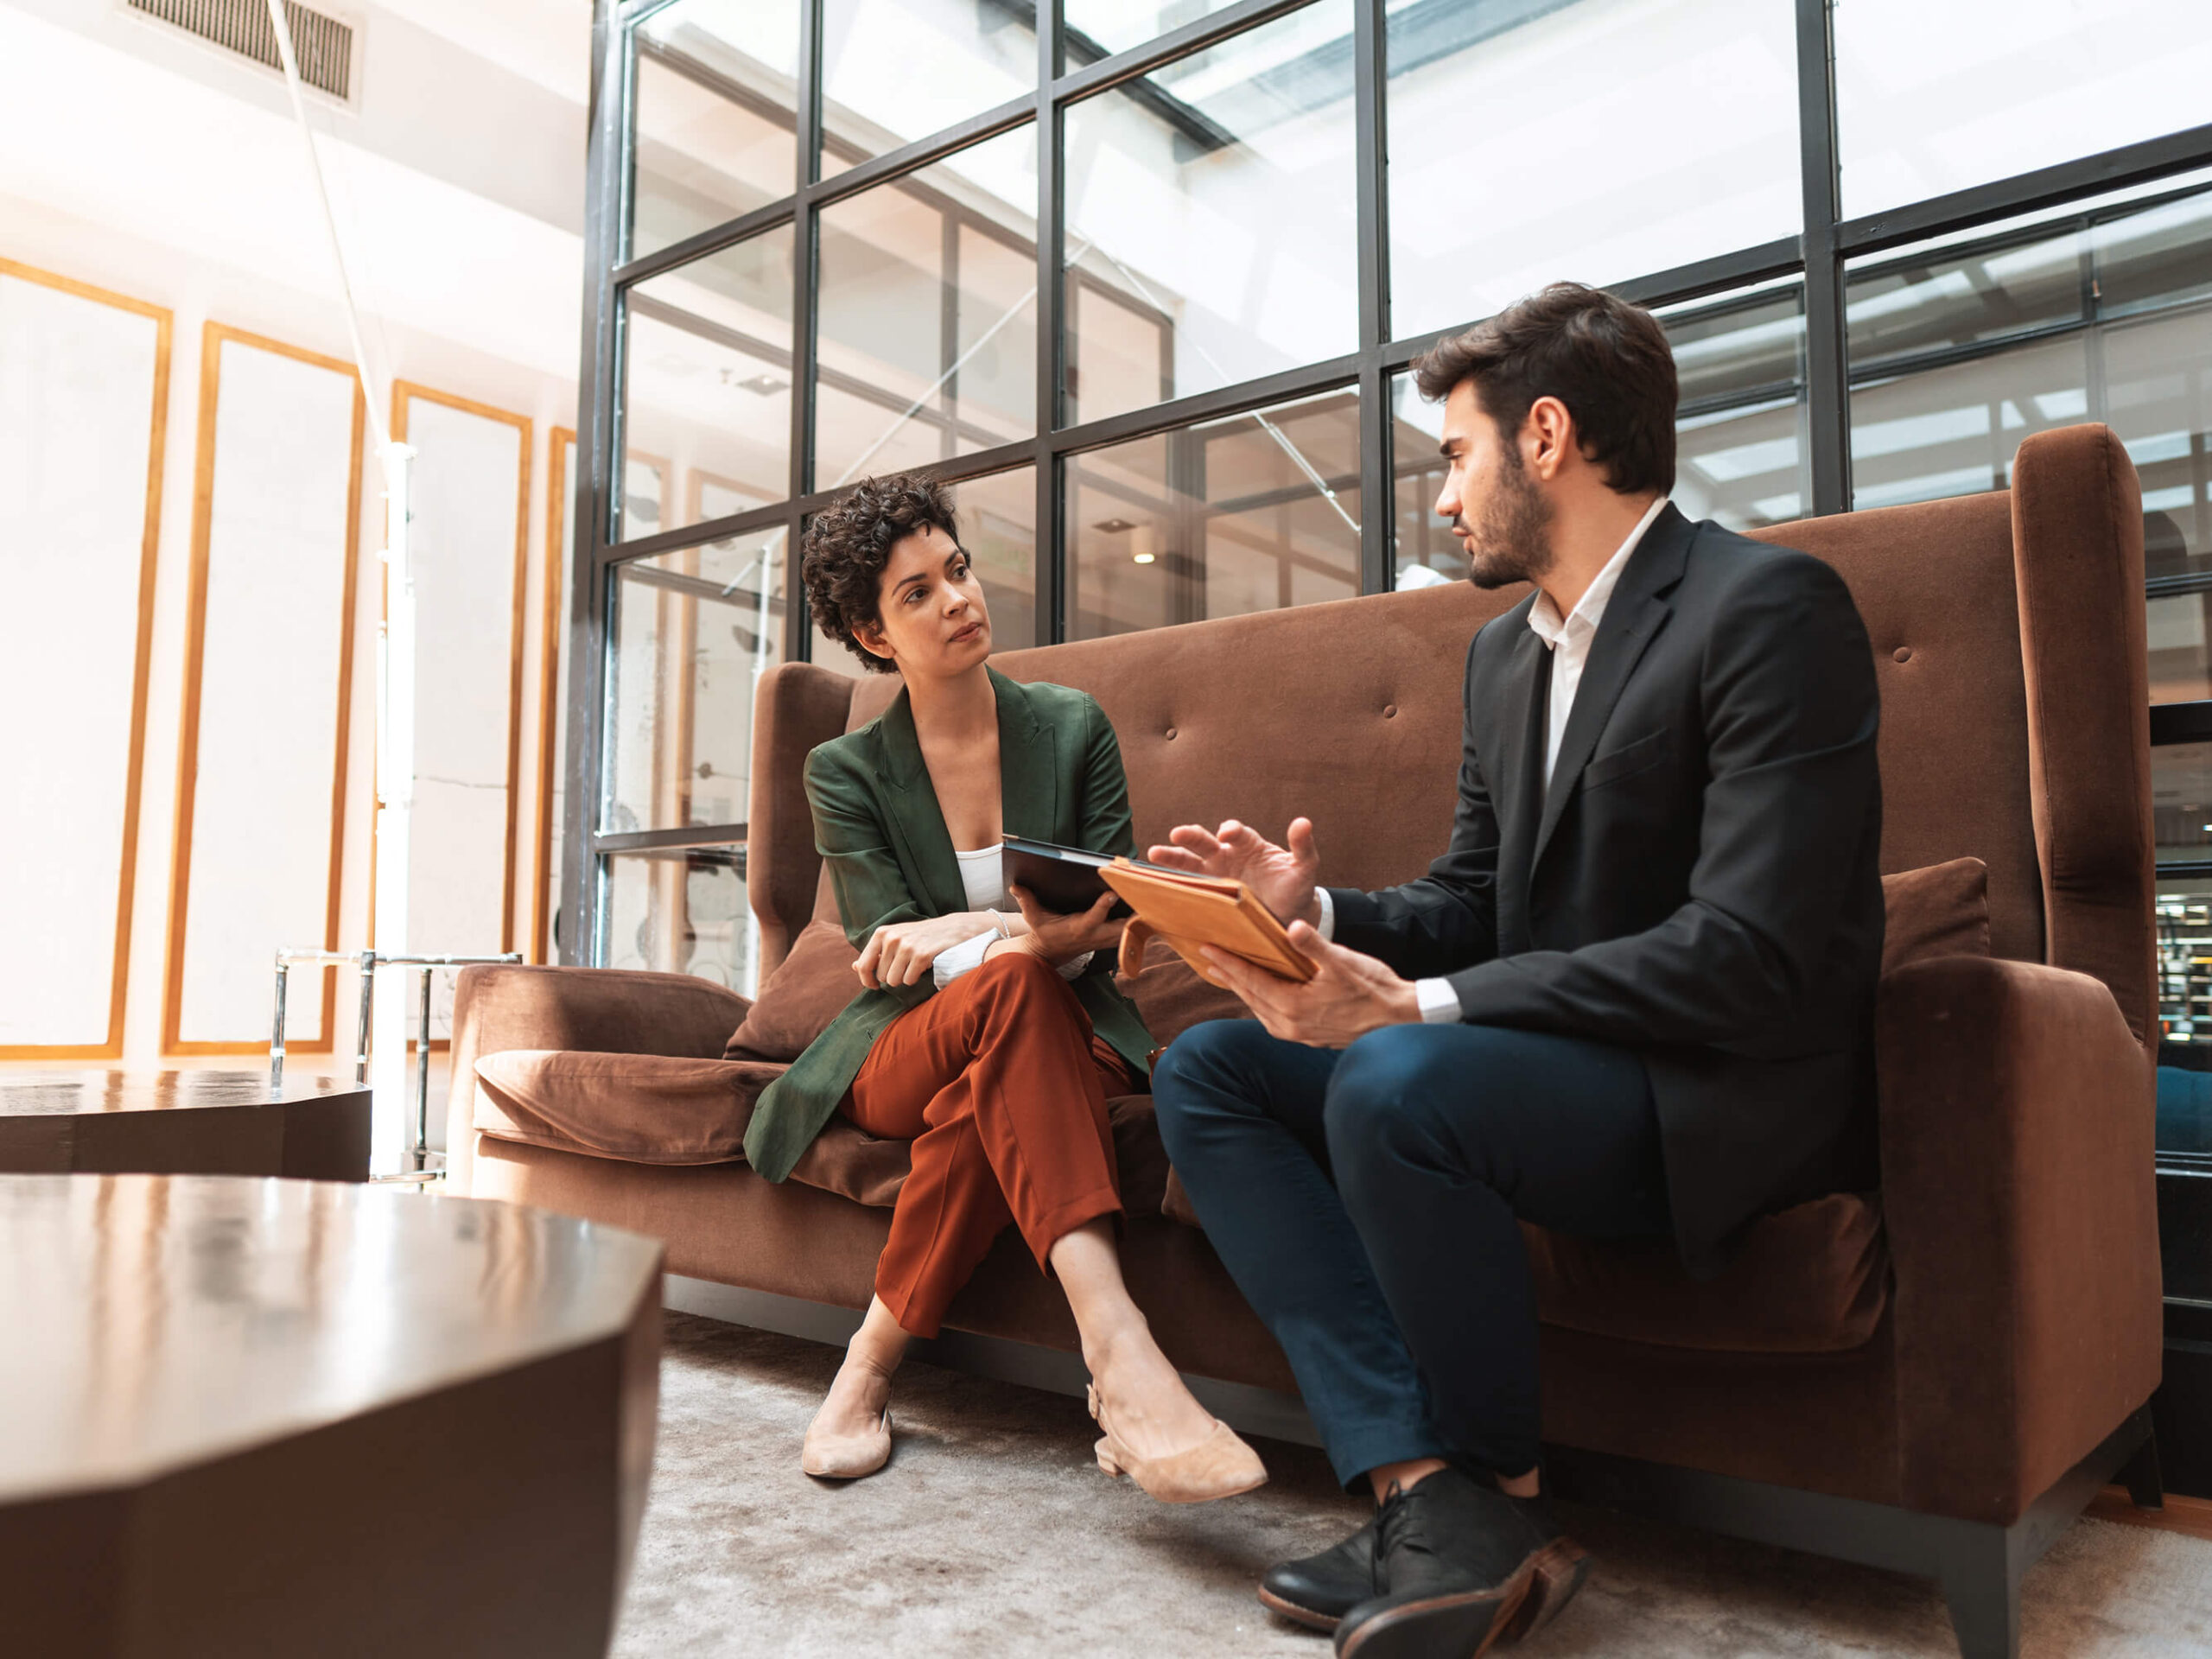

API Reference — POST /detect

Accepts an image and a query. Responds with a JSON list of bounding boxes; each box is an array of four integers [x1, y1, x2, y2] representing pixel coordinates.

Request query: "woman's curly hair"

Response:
[[801, 472, 960, 675]]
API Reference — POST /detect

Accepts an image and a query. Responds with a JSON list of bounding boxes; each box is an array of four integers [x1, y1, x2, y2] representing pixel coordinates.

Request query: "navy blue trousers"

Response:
[[1152, 1019, 1670, 1488]]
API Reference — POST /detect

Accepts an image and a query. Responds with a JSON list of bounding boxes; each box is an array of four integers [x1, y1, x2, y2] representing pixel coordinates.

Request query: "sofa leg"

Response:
[[2116, 1422, 2164, 1511], [1936, 1527, 2023, 1659]]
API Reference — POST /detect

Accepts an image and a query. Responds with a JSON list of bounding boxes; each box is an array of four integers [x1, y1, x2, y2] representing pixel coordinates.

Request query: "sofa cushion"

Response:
[[724, 918, 861, 1062], [474, 1050, 776, 1165], [1166, 1147, 1887, 1355], [1522, 1192, 1888, 1354], [1882, 856, 1991, 976], [780, 1094, 1174, 1217], [784, 1118, 910, 1206]]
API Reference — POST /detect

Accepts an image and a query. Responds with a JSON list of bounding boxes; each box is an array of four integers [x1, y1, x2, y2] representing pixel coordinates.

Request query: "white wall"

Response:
[[0, 0, 594, 1064]]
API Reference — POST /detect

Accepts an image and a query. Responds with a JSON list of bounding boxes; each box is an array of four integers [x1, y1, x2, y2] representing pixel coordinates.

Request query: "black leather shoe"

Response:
[[1258, 1510, 1379, 1631], [1332, 1468, 1589, 1659]]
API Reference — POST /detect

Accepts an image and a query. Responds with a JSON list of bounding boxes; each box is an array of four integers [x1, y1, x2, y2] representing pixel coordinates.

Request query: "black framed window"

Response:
[[564, 0, 2212, 1043]]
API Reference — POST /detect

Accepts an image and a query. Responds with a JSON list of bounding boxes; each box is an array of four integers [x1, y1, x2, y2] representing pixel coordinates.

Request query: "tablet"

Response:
[[1001, 836, 1133, 917]]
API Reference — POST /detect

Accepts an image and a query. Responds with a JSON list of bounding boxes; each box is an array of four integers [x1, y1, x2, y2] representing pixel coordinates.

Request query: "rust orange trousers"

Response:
[[843, 950, 1135, 1338]]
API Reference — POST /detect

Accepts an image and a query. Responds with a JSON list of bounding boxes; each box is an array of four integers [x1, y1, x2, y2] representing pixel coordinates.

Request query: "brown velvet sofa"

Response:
[[448, 423, 2160, 1659]]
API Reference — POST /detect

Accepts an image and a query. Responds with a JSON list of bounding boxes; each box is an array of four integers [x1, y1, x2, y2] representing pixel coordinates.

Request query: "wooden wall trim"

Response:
[[162, 322, 362, 1056], [0, 258, 173, 1061]]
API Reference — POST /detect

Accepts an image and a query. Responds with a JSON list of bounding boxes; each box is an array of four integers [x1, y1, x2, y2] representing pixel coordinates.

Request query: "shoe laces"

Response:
[[1374, 1478, 1437, 1572]]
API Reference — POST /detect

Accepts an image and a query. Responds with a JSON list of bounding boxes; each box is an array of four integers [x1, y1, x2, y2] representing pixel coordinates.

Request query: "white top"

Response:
[[1318, 497, 1672, 1025], [931, 844, 1093, 989]]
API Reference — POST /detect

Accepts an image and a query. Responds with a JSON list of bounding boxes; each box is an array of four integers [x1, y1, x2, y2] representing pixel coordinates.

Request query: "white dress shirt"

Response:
[[1317, 497, 1672, 1024]]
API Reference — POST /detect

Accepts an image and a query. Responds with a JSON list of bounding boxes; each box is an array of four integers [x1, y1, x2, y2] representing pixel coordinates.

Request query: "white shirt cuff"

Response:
[[932, 932, 1093, 988], [1414, 977, 1463, 1024], [931, 927, 1001, 989], [1313, 887, 1336, 942]]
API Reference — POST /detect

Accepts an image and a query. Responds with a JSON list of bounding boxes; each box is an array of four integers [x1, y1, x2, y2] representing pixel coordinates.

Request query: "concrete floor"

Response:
[[615, 1313, 2212, 1657]]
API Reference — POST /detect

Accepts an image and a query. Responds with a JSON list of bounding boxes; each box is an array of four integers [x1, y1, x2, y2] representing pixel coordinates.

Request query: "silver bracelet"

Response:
[[988, 908, 1011, 940]]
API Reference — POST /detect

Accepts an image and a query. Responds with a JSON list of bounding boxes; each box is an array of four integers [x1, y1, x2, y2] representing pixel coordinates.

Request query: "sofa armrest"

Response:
[[446, 965, 752, 1195], [1878, 954, 2159, 1522]]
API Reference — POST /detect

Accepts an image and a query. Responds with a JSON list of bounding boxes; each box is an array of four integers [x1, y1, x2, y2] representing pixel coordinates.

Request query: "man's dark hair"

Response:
[[801, 472, 960, 675], [1412, 283, 1678, 495]]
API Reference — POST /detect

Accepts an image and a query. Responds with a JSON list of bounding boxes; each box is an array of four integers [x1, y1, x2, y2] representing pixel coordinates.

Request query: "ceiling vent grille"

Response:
[[129, 0, 354, 101]]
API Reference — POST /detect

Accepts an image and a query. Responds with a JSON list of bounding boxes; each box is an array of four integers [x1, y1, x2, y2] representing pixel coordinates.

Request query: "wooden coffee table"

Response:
[[0, 1174, 663, 1658], [0, 1069, 371, 1180]]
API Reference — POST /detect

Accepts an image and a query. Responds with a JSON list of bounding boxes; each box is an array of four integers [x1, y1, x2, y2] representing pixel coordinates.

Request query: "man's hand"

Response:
[[1200, 922, 1421, 1047], [1003, 886, 1122, 966], [855, 912, 997, 989], [1146, 817, 1323, 926]]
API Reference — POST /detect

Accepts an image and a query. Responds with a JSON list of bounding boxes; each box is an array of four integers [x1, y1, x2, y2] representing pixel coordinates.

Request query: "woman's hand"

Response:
[[855, 912, 998, 989], [1003, 886, 1122, 967]]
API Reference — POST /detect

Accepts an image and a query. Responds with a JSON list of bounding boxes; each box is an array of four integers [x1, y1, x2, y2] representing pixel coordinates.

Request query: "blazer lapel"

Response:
[[992, 670, 1058, 843], [1529, 505, 1695, 874], [1494, 626, 1549, 955], [874, 688, 965, 918]]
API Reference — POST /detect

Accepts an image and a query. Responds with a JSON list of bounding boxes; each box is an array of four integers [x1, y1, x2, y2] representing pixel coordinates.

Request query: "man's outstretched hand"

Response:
[[1200, 923, 1421, 1048], [1146, 817, 1323, 926]]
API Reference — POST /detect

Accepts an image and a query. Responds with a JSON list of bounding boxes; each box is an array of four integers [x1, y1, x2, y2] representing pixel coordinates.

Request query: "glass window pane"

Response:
[[820, 0, 1037, 176], [1847, 190, 2212, 705], [1065, 2, 1243, 57], [2105, 304, 2212, 582], [603, 843, 753, 991], [1834, 0, 2212, 220], [1389, 372, 1452, 588], [622, 226, 795, 539], [801, 467, 1037, 672], [1064, 4, 1357, 427], [1847, 232, 2086, 378], [2157, 746, 2212, 867], [2098, 183, 2212, 321], [1849, 333, 2089, 512], [954, 466, 1038, 654], [1069, 388, 1361, 639], [1663, 283, 1808, 532], [2149, 594, 2212, 705], [1386, 0, 1797, 342], [603, 527, 788, 834], [631, 1, 802, 260], [813, 127, 1039, 491]]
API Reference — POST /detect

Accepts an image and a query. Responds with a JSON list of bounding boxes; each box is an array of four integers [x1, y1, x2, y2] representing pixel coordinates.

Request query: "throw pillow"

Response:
[[724, 918, 861, 1061], [1880, 856, 1991, 976]]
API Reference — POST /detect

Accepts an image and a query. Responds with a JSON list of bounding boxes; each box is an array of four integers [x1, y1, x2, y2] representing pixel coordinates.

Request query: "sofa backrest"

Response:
[[748, 423, 2152, 1044]]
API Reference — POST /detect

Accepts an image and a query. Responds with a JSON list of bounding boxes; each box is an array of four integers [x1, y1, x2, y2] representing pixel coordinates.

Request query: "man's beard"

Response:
[[1458, 448, 1554, 590]]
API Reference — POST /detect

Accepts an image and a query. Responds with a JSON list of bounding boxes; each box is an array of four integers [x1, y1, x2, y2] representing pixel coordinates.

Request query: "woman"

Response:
[[742, 472, 1265, 1504]]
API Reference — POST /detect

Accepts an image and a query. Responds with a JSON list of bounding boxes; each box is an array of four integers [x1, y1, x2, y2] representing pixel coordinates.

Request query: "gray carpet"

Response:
[[614, 1313, 2212, 1656]]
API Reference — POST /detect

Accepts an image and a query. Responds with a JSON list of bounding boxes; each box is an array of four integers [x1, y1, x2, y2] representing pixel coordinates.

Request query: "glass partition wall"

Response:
[[568, 0, 2212, 1020]]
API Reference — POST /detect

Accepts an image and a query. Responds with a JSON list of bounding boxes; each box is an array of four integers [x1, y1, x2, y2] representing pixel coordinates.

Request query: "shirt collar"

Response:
[[1528, 495, 1670, 649]]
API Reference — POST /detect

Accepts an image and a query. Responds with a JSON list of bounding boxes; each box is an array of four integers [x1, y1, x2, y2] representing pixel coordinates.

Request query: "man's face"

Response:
[[1432, 379, 1554, 590]]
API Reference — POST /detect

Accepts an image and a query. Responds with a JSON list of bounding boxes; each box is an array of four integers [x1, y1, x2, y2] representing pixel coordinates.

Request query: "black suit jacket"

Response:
[[1328, 504, 1884, 1276]]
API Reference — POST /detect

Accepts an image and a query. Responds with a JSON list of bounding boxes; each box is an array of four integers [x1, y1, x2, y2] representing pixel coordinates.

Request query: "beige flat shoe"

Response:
[[1088, 1383, 1268, 1503], [801, 1408, 892, 1479]]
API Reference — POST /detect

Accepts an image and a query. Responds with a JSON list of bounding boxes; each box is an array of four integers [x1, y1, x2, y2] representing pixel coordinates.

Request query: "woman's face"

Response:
[[855, 523, 992, 677]]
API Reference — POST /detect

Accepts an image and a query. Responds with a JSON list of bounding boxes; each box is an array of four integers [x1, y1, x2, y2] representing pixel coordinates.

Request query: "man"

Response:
[[1147, 282, 1883, 1659]]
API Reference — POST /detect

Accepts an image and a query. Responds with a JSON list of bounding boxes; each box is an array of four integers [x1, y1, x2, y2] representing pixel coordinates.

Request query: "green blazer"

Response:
[[742, 670, 1156, 1183]]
